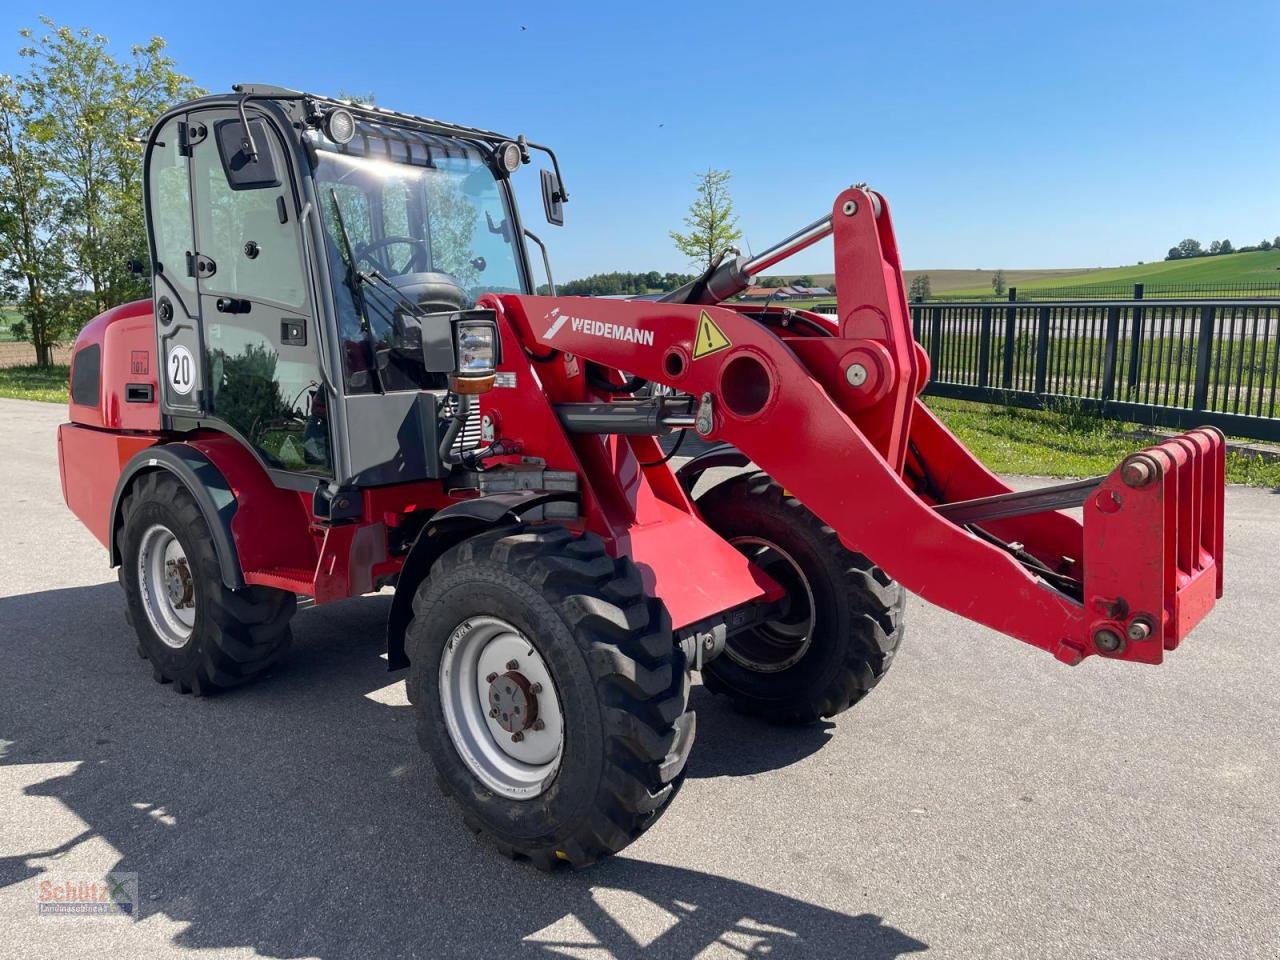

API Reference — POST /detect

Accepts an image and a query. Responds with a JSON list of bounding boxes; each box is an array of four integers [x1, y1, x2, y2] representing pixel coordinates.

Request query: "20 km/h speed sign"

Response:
[[167, 345, 195, 396]]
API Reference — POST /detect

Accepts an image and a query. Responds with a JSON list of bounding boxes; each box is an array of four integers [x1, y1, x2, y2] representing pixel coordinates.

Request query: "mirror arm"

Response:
[[526, 141, 568, 203]]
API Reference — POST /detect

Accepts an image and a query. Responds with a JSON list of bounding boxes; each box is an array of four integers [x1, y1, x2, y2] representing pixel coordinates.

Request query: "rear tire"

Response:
[[695, 471, 905, 724], [406, 524, 694, 869], [118, 471, 295, 695]]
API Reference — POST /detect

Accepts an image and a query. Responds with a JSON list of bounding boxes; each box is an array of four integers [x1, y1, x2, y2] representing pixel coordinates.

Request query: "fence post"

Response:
[[1126, 286, 1145, 395], [1008, 287, 1017, 303], [1100, 305, 1121, 402], [1033, 306, 1051, 395], [977, 306, 992, 388], [1001, 303, 1017, 389], [1192, 304, 1216, 411], [928, 307, 942, 377]]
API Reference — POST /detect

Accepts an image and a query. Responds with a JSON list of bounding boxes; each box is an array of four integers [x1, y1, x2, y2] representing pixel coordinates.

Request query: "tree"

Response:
[[793, 275, 814, 287], [1219, 238, 1233, 254], [1178, 238, 1203, 258], [990, 269, 1006, 296], [1167, 246, 1183, 260], [908, 274, 931, 301], [669, 168, 742, 271], [760, 276, 786, 288], [1209, 240, 1222, 254], [1260, 239, 1273, 251], [0, 72, 72, 366]]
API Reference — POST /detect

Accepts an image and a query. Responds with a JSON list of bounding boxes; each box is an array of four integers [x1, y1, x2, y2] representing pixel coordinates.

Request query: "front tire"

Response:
[[406, 524, 694, 869], [118, 471, 295, 695], [696, 471, 905, 724]]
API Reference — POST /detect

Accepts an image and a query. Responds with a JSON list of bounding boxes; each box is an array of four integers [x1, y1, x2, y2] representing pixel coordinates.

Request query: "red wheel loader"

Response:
[[57, 85, 1225, 868]]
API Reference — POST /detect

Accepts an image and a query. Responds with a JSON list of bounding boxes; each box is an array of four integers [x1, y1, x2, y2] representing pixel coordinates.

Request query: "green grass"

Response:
[[925, 395, 1280, 487], [941, 249, 1280, 298], [0, 365, 69, 402]]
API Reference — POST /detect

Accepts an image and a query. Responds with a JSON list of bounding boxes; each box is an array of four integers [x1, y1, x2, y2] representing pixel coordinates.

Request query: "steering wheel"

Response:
[[355, 236, 427, 277]]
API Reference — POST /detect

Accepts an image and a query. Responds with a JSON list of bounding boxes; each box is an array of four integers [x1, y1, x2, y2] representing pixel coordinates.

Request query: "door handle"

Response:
[[216, 297, 251, 314]]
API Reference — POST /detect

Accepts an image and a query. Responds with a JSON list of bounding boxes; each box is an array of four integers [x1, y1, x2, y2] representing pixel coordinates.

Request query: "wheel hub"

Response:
[[487, 669, 540, 733], [165, 557, 194, 609]]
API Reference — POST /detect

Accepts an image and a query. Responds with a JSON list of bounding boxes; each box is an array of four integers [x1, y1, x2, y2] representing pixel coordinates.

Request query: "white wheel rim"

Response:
[[137, 523, 196, 649], [438, 616, 565, 800]]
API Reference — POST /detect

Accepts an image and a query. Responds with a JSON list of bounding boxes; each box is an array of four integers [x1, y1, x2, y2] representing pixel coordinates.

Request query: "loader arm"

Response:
[[493, 186, 1224, 666]]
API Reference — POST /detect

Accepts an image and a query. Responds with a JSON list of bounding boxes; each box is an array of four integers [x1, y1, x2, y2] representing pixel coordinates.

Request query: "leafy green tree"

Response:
[[760, 276, 786, 288], [1166, 246, 1183, 260], [1260, 239, 1273, 251], [0, 72, 73, 366], [908, 274, 931, 301], [990, 269, 1006, 296], [1219, 238, 1233, 254], [669, 168, 742, 271], [12, 19, 199, 328], [793, 275, 814, 287], [1209, 240, 1222, 254], [1177, 238, 1202, 258]]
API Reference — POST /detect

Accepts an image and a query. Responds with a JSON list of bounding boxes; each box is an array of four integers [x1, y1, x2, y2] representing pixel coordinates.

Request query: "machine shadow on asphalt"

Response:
[[0, 583, 927, 959]]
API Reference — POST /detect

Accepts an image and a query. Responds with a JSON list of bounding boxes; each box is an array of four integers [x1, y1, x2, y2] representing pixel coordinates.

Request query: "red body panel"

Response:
[[57, 424, 159, 547], [68, 300, 161, 433]]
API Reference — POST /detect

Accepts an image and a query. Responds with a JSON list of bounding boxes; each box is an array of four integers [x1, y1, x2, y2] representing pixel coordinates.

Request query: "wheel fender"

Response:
[[109, 444, 245, 590], [673, 442, 751, 491], [385, 490, 576, 671]]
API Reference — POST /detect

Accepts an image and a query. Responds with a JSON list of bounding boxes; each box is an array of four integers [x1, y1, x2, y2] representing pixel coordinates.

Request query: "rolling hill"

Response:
[[762, 248, 1280, 298]]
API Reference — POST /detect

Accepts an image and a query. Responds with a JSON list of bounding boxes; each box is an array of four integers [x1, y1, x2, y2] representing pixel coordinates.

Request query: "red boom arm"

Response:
[[490, 187, 1224, 666]]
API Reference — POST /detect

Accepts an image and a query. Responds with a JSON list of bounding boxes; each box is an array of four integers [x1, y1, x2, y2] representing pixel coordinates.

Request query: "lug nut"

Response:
[[485, 672, 498, 683], [488, 708, 498, 718], [529, 681, 542, 694], [1093, 628, 1124, 654], [506, 659, 519, 670], [511, 731, 524, 743], [533, 719, 545, 731]]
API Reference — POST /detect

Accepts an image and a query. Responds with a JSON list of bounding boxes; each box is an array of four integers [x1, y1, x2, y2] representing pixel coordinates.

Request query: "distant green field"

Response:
[[941, 249, 1280, 298], [0, 305, 19, 342]]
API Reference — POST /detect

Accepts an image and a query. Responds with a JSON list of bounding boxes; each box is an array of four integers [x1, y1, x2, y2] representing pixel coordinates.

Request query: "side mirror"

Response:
[[540, 168, 564, 227]]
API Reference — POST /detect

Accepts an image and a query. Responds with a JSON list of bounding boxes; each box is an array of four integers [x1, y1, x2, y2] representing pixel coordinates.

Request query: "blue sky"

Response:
[[3, 1, 1277, 280]]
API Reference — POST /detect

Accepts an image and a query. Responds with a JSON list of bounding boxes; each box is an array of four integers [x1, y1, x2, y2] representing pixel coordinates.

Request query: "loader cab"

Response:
[[142, 87, 548, 491]]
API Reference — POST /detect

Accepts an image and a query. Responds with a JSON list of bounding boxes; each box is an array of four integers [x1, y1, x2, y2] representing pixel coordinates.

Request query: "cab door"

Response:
[[147, 113, 206, 417], [185, 107, 333, 479]]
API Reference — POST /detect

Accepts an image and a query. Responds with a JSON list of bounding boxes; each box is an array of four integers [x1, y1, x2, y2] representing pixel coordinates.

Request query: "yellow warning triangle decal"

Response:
[[693, 311, 731, 358]]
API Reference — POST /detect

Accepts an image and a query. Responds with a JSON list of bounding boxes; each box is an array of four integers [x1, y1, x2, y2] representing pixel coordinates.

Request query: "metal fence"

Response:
[[911, 299, 1280, 441]]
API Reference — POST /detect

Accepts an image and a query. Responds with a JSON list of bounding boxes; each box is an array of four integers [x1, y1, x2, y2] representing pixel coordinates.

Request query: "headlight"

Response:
[[452, 316, 500, 393]]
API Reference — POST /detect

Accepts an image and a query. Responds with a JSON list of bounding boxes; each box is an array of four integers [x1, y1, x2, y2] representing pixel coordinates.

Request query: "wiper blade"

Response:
[[328, 188, 385, 392]]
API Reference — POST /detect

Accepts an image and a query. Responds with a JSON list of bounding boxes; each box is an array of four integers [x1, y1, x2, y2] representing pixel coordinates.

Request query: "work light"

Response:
[[496, 141, 522, 175], [323, 108, 356, 145], [452, 317, 501, 393]]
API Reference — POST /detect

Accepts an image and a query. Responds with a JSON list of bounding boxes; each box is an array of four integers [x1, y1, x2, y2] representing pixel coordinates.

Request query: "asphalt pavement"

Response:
[[1, 396, 1277, 959]]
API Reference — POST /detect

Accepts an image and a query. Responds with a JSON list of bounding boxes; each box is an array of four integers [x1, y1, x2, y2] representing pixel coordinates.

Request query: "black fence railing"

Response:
[[910, 299, 1280, 441], [927, 280, 1280, 303]]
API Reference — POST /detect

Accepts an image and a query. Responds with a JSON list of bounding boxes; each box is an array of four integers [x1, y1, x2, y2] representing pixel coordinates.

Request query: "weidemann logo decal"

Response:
[[545, 308, 654, 346]]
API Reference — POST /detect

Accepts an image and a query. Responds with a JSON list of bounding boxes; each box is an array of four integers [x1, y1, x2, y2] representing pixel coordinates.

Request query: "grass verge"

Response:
[[925, 395, 1280, 487], [0, 365, 70, 403]]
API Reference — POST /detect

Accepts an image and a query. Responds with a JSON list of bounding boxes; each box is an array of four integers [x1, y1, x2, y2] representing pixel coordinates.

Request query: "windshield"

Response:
[[309, 125, 526, 392]]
